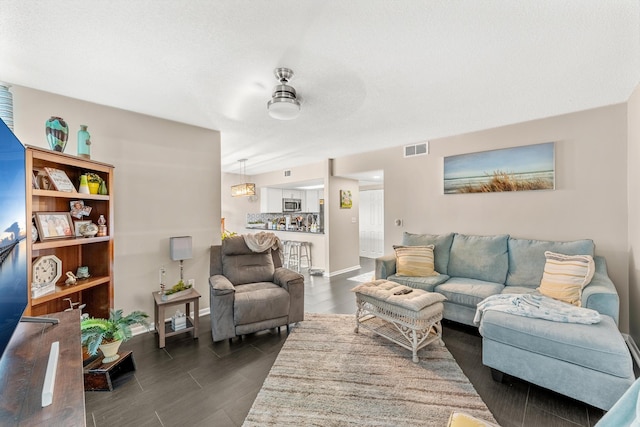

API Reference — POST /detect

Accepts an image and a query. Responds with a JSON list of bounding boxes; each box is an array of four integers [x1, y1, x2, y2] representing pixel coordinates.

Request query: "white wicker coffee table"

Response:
[[353, 279, 445, 362]]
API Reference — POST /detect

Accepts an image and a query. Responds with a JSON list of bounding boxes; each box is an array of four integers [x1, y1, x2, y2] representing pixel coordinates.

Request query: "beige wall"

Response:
[[628, 84, 640, 343], [326, 175, 361, 274], [12, 86, 221, 318], [335, 104, 630, 332]]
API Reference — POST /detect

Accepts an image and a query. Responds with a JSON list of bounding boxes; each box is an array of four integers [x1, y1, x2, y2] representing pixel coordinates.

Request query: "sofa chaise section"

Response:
[[375, 232, 635, 410]]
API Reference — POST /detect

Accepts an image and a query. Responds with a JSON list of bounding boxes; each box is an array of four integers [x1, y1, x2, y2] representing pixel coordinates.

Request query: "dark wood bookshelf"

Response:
[[0, 310, 85, 426]]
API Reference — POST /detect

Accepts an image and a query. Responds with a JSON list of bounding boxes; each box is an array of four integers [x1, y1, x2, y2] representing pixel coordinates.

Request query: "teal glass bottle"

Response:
[[77, 125, 91, 159]]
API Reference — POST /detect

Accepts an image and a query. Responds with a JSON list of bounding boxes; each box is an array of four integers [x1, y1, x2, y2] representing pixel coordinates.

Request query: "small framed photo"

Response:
[[44, 167, 77, 193], [35, 170, 52, 190], [69, 200, 92, 219], [74, 220, 92, 237], [34, 212, 74, 240]]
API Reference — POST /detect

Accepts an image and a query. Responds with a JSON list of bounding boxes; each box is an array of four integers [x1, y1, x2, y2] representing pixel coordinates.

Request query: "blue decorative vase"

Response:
[[45, 116, 69, 152], [77, 125, 91, 159]]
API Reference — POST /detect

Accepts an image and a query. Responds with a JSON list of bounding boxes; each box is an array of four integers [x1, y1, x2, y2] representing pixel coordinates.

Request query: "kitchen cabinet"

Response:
[[304, 189, 324, 212], [305, 190, 319, 212], [283, 189, 303, 200], [260, 187, 284, 213]]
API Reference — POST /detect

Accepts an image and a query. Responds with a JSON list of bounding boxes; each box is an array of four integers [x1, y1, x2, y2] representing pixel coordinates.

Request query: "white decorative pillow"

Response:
[[537, 251, 595, 306], [393, 245, 439, 277]]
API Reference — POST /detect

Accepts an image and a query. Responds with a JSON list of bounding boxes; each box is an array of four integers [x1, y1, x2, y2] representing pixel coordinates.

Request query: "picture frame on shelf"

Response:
[[44, 167, 77, 193], [34, 212, 74, 240], [31, 171, 39, 189], [74, 220, 92, 237], [69, 200, 92, 219], [35, 169, 51, 190]]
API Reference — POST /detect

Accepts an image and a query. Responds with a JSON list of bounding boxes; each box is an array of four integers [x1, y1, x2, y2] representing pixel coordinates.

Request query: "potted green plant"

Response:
[[221, 229, 237, 240], [85, 172, 103, 194], [81, 309, 150, 363]]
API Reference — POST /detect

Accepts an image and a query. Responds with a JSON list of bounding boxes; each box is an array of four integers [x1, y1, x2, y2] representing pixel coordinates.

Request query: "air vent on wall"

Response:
[[404, 142, 428, 158], [284, 170, 291, 177]]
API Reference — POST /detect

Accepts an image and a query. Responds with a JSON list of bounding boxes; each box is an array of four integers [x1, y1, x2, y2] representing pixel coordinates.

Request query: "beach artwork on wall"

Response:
[[443, 142, 555, 194]]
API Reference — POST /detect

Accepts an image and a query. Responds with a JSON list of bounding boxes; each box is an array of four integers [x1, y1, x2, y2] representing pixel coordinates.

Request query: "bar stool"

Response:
[[285, 241, 312, 273], [281, 240, 291, 268]]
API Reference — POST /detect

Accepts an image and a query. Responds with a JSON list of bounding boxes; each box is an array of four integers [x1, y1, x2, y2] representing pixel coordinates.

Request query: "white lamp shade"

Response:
[[170, 236, 193, 261], [268, 98, 300, 120]]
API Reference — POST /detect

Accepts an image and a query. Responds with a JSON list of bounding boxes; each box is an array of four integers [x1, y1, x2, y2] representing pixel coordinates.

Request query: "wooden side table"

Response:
[[152, 288, 201, 348]]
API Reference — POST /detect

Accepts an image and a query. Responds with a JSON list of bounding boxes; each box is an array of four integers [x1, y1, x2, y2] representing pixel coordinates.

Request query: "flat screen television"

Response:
[[0, 118, 27, 359]]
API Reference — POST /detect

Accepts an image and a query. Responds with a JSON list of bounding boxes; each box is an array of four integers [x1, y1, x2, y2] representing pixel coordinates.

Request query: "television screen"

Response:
[[0, 119, 27, 359]]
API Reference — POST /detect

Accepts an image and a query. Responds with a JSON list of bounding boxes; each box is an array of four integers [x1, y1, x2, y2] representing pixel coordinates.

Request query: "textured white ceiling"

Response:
[[1, 1, 638, 175]]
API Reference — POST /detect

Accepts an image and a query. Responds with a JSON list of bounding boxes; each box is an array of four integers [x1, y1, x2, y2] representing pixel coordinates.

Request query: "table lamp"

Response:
[[170, 236, 192, 281]]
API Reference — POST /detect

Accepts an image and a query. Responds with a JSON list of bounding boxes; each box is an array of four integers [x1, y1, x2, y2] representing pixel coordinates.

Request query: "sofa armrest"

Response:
[[582, 256, 620, 324], [273, 267, 304, 291], [209, 275, 235, 296], [274, 267, 304, 324], [375, 254, 396, 279], [209, 275, 236, 341]]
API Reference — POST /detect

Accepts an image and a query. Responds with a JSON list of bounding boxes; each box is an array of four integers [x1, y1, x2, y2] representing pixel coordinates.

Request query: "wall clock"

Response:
[[32, 255, 62, 286]]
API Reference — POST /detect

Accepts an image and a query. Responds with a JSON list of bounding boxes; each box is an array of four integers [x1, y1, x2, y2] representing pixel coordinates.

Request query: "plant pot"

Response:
[[88, 182, 100, 194], [98, 339, 122, 364]]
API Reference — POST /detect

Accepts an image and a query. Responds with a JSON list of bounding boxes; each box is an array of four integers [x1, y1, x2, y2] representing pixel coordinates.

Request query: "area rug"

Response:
[[347, 271, 375, 283], [243, 313, 496, 426]]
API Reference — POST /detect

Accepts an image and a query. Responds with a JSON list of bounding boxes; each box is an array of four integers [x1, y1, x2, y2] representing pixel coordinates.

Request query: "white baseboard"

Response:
[[131, 306, 211, 336], [623, 333, 640, 369], [325, 265, 361, 277]]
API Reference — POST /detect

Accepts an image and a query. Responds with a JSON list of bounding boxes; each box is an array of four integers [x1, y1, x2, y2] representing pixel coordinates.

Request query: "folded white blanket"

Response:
[[242, 231, 284, 262], [474, 293, 601, 325], [243, 232, 284, 259]]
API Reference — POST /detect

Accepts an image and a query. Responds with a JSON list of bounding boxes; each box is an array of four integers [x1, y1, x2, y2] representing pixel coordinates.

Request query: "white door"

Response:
[[359, 189, 384, 258]]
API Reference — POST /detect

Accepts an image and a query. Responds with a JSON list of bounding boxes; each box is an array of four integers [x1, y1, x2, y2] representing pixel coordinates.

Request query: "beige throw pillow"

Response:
[[447, 411, 499, 427], [393, 245, 439, 277], [537, 251, 595, 306]]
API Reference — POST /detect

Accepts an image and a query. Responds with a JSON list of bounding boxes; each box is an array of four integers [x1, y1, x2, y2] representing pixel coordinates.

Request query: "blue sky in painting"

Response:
[[444, 142, 554, 180], [0, 122, 26, 237]]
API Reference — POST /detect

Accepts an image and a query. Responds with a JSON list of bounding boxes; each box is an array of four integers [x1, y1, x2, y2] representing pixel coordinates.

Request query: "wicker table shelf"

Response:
[[355, 292, 443, 363]]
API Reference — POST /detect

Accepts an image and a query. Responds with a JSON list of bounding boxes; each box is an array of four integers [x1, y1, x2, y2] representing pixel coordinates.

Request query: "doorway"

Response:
[[359, 189, 384, 258]]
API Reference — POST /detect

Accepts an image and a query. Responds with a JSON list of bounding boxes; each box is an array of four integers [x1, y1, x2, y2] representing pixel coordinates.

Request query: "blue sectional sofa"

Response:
[[375, 232, 635, 410]]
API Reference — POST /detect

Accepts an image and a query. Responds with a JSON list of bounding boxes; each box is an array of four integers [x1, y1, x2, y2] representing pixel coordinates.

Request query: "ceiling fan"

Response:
[[267, 67, 301, 120]]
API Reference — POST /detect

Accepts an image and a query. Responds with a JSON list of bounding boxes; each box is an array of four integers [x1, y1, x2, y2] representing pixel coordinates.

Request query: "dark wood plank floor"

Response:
[[86, 258, 609, 427]]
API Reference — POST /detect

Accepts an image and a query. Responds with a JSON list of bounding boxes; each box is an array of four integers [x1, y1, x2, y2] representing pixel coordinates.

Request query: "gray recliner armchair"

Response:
[[209, 235, 305, 342]]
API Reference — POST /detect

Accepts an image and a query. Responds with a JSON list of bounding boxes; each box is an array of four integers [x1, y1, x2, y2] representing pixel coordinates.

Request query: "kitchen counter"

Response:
[[245, 226, 323, 234]]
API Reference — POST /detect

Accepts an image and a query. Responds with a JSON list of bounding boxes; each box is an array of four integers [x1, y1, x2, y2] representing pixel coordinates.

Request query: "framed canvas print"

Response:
[[443, 142, 555, 194], [34, 212, 74, 240], [44, 167, 77, 193], [340, 190, 352, 209]]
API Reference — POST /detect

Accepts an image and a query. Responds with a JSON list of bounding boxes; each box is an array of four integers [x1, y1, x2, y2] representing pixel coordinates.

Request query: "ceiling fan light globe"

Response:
[[268, 98, 300, 120]]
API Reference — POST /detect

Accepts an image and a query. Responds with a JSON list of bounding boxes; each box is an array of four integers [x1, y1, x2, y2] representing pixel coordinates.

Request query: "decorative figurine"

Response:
[[64, 271, 78, 285], [76, 266, 90, 279], [97, 214, 107, 237], [159, 266, 166, 295]]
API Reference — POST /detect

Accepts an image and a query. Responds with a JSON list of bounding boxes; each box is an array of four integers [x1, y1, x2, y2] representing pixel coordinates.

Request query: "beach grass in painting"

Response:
[[444, 142, 554, 194]]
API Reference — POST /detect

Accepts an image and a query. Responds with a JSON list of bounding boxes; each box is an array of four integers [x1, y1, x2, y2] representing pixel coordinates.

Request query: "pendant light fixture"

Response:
[[267, 67, 301, 120], [231, 159, 256, 197]]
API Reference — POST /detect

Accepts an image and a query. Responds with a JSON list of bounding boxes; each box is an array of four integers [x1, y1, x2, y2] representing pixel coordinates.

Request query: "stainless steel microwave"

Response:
[[283, 198, 302, 212]]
